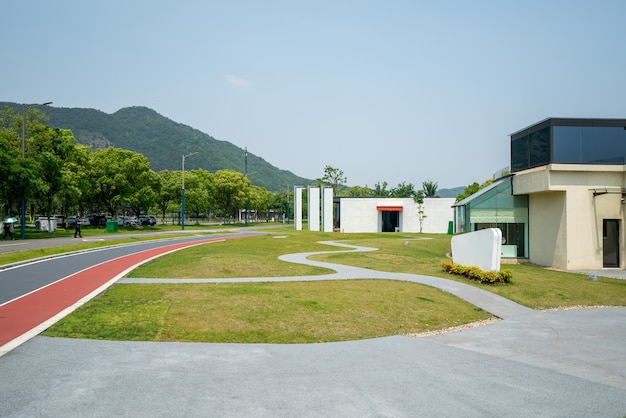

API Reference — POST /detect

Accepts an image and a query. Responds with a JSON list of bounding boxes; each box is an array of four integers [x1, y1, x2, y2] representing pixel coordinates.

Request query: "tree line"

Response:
[[0, 107, 289, 223], [320, 165, 493, 204], [320, 165, 439, 202]]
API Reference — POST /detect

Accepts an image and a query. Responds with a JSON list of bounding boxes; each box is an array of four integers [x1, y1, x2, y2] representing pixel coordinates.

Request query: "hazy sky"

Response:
[[3, 1, 625, 189]]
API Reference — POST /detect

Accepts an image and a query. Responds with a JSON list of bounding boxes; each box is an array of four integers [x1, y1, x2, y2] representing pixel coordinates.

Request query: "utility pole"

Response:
[[244, 147, 249, 226], [181, 152, 198, 230]]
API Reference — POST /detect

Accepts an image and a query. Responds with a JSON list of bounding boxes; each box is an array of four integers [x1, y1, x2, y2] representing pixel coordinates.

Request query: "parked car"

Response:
[[117, 216, 138, 227], [139, 215, 157, 226], [66, 216, 78, 228], [35, 215, 65, 230], [86, 214, 107, 226]]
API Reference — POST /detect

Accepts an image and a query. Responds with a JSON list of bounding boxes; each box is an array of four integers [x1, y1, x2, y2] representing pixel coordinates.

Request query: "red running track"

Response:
[[0, 236, 244, 353]]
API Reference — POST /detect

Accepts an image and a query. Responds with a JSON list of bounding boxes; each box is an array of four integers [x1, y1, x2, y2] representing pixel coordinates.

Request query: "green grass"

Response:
[[43, 280, 489, 343], [31, 230, 626, 343], [127, 232, 341, 278], [309, 235, 626, 309]]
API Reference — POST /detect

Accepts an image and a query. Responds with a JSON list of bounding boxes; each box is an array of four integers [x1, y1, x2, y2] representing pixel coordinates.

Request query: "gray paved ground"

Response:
[[1, 238, 625, 417]]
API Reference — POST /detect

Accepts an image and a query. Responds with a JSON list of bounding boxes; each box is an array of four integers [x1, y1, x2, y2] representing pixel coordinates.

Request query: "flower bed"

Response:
[[441, 260, 512, 284]]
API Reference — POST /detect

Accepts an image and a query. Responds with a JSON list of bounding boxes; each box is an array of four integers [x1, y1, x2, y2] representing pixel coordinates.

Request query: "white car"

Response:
[[117, 216, 138, 227], [35, 215, 64, 230]]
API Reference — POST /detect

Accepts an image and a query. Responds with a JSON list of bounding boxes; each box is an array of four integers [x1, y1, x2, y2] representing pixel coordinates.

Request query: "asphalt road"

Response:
[[0, 232, 251, 305]]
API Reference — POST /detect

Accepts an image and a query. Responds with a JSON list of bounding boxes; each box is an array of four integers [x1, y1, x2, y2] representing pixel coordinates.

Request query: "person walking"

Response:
[[2, 221, 14, 240], [74, 217, 82, 238]]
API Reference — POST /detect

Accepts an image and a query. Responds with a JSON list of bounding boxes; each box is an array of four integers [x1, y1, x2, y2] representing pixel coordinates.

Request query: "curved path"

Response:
[[0, 239, 625, 417], [125, 241, 535, 319]]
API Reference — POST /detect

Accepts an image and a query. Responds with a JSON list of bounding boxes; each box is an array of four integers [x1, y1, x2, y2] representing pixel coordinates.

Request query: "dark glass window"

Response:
[[580, 127, 626, 163], [511, 135, 529, 172], [552, 126, 581, 162], [529, 127, 550, 167], [554, 126, 626, 164]]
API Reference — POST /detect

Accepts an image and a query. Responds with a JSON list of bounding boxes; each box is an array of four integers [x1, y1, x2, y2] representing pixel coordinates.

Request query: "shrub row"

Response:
[[441, 260, 512, 284]]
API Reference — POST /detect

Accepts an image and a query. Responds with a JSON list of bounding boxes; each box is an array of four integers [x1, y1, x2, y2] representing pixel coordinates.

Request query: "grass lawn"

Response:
[[40, 230, 626, 343], [309, 235, 626, 310], [43, 280, 487, 343]]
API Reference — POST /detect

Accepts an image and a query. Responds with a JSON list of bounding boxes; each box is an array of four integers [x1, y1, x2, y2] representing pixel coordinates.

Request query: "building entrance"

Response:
[[381, 211, 399, 232], [603, 219, 620, 268]]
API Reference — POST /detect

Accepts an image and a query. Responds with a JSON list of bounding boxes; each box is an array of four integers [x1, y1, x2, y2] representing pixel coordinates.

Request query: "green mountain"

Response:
[[2, 103, 310, 192], [437, 186, 465, 199]]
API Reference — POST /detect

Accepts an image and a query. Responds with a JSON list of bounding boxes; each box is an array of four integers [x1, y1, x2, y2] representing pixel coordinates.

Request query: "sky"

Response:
[[2, 1, 626, 189]]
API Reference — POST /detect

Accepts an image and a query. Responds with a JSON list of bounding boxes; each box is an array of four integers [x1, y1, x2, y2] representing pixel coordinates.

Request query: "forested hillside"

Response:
[[0, 103, 309, 192]]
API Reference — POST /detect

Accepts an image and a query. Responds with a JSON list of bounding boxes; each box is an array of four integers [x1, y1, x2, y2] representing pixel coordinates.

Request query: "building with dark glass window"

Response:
[[455, 117, 626, 270]]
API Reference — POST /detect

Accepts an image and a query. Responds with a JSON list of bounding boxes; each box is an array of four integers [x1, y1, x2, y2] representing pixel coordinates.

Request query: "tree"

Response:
[[373, 181, 390, 197], [59, 144, 92, 217], [0, 106, 49, 219], [422, 179, 439, 197], [213, 169, 250, 222], [346, 185, 374, 197], [127, 168, 160, 217], [156, 170, 180, 222], [390, 182, 416, 198], [0, 108, 20, 215], [414, 189, 426, 232], [183, 169, 214, 221], [455, 178, 494, 202], [248, 185, 274, 221], [313, 178, 325, 188], [271, 191, 292, 222], [29, 127, 79, 222], [322, 166, 346, 195], [89, 148, 154, 217]]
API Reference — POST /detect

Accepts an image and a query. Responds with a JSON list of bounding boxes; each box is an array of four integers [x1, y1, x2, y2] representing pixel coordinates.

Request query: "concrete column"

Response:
[[308, 187, 320, 231], [294, 186, 303, 230], [322, 187, 334, 232]]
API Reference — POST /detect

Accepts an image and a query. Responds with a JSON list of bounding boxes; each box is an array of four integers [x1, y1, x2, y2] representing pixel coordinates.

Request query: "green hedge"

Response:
[[441, 260, 512, 284]]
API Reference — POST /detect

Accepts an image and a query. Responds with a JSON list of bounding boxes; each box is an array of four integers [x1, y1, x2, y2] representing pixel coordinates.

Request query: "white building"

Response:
[[338, 197, 455, 234]]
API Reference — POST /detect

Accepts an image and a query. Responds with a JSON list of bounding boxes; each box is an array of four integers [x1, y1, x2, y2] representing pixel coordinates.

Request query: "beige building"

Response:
[[456, 118, 626, 271], [515, 163, 626, 270]]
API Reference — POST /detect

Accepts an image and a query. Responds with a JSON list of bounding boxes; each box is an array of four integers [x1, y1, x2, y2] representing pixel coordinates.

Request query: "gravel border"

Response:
[[405, 316, 501, 338]]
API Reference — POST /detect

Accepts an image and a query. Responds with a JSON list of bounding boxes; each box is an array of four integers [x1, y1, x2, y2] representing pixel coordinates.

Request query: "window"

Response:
[[475, 223, 526, 257], [511, 127, 550, 171], [513, 121, 626, 172], [454, 178, 529, 258], [511, 135, 529, 171], [553, 126, 626, 164], [529, 127, 550, 167]]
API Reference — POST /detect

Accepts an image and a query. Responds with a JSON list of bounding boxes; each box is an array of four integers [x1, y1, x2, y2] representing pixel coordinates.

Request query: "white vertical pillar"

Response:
[[308, 187, 320, 231], [322, 187, 334, 232], [294, 186, 303, 230]]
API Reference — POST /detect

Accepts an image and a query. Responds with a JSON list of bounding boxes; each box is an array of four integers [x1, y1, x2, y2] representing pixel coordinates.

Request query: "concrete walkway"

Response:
[[1, 240, 625, 417]]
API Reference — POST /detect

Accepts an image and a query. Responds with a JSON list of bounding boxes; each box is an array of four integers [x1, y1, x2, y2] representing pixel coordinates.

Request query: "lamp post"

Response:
[[21, 101, 53, 238], [244, 147, 248, 226], [181, 152, 198, 230]]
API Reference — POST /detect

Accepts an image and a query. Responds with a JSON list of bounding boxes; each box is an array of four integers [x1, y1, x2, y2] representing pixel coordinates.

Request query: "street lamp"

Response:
[[244, 147, 248, 226], [181, 152, 198, 230], [21, 101, 53, 238]]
